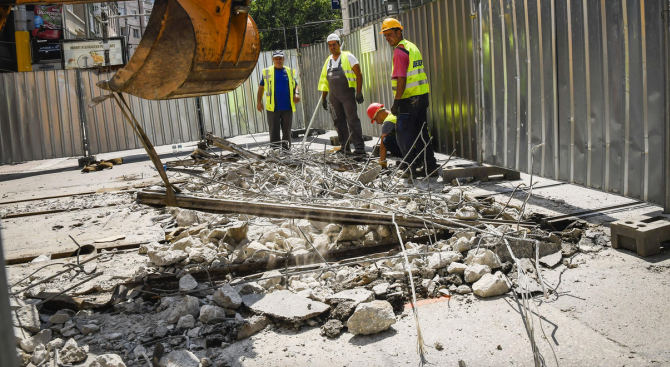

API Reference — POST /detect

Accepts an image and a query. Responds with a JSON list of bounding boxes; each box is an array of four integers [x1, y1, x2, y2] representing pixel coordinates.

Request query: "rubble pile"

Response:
[[7, 141, 613, 366]]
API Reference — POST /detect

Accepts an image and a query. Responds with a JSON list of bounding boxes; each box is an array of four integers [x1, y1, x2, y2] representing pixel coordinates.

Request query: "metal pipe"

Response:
[[301, 95, 323, 145], [136, 190, 536, 229], [664, 0, 670, 213], [0, 233, 19, 367], [84, 4, 91, 38], [101, 6, 110, 66]]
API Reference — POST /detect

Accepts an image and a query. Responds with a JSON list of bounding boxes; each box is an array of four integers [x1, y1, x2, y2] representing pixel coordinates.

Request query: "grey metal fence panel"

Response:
[[82, 71, 201, 155], [301, 0, 477, 159], [479, 0, 668, 205], [0, 70, 84, 164]]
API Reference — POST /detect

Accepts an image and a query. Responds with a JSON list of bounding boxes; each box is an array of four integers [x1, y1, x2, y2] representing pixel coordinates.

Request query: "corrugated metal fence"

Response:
[[301, 0, 478, 160], [300, 0, 669, 206], [478, 0, 668, 204], [0, 71, 84, 164], [0, 50, 302, 164]]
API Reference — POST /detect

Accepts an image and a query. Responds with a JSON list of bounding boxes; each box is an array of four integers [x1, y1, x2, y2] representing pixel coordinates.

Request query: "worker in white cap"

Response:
[[317, 33, 366, 155], [257, 50, 300, 150]]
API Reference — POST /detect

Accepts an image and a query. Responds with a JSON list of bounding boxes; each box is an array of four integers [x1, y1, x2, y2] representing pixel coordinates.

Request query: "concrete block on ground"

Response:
[[610, 215, 670, 257]]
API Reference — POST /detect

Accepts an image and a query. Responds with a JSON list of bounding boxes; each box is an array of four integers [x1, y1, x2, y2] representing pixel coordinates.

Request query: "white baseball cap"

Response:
[[327, 33, 341, 43]]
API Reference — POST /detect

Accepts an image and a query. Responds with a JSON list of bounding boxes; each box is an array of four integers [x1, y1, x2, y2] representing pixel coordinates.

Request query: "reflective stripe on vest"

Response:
[[391, 40, 429, 98], [317, 51, 358, 92], [264, 66, 296, 112]]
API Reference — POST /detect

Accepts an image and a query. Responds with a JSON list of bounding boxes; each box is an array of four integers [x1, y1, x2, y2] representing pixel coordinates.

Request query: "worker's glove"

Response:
[[322, 98, 328, 111], [356, 92, 364, 104], [377, 160, 388, 168], [391, 99, 401, 116]]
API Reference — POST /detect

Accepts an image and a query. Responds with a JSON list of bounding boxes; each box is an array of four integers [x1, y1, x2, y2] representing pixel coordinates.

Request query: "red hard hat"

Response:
[[367, 103, 384, 123]]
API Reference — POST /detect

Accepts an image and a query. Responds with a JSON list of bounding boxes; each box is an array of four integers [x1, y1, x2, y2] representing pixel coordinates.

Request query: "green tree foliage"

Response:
[[250, 0, 342, 51]]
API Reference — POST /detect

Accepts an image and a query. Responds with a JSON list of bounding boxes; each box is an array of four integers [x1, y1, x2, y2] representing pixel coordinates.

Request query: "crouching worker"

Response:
[[367, 103, 402, 168]]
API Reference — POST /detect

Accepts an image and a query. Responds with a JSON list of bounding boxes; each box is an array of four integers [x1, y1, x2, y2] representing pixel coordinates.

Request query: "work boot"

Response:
[[397, 166, 415, 179], [416, 166, 440, 178]]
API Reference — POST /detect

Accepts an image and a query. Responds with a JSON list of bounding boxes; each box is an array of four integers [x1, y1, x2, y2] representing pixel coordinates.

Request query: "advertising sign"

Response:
[[359, 25, 376, 54], [33, 5, 63, 40], [32, 42, 61, 63], [62, 38, 125, 69]]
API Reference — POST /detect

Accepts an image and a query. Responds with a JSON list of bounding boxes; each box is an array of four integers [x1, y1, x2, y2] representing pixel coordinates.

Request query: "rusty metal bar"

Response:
[[136, 190, 536, 229], [206, 134, 265, 161]]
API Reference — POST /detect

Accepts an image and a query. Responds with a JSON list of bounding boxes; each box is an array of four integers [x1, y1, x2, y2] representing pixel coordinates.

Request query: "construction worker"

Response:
[[367, 102, 402, 168], [380, 18, 438, 177], [317, 33, 366, 155], [257, 50, 300, 150]]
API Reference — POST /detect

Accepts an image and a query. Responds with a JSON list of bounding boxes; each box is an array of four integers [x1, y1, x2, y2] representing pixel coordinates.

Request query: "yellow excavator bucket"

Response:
[[0, 0, 260, 100]]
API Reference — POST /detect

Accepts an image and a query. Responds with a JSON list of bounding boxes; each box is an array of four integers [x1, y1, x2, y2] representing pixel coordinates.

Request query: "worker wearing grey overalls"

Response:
[[317, 33, 366, 155]]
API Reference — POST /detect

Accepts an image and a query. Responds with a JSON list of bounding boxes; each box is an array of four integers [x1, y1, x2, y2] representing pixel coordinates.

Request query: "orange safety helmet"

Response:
[[367, 103, 384, 123], [380, 18, 403, 33]]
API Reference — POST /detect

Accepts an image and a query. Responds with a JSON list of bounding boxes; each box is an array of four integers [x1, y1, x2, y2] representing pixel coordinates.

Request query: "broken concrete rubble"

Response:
[[1, 135, 611, 367], [326, 288, 374, 305], [165, 295, 200, 324], [428, 251, 463, 269], [159, 350, 200, 367], [243, 290, 330, 322], [321, 319, 344, 338], [59, 338, 89, 364], [473, 272, 511, 298], [346, 300, 396, 335], [199, 305, 227, 324], [213, 284, 242, 309], [89, 354, 127, 367], [237, 315, 271, 340], [464, 264, 491, 283], [20, 329, 51, 353], [13, 304, 41, 333], [179, 273, 198, 291]]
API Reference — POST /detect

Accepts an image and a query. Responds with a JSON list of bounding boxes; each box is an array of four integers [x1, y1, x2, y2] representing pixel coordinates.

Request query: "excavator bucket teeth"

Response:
[[97, 0, 260, 100]]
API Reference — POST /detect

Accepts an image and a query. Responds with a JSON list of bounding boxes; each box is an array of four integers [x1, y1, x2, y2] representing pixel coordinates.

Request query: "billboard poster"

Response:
[[32, 42, 61, 64], [62, 38, 125, 69], [33, 5, 63, 40]]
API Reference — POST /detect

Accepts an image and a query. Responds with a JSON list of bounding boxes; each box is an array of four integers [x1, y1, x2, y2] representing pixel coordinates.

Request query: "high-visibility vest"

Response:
[[392, 40, 429, 98], [262, 66, 297, 112], [317, 51, 357, 92], [384, 113, 397, 126]]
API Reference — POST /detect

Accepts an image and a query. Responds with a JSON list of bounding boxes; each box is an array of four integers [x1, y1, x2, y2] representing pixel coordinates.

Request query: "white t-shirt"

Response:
[[329, 52, 359, 69]]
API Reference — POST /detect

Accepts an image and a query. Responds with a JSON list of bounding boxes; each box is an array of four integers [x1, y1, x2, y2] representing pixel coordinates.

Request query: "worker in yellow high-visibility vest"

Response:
[[317, 33, 366, 155], [257, 50, 300, 150], [381, 18, 438, 178]]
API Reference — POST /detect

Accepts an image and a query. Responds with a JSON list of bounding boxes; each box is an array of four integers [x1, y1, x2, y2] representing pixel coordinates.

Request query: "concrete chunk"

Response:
[[539, 251, 563, 268], [242, 290, 329, 322], [212, 284, 242, 309], [12, 304, 41, 333], [346, 300, 396, 335], [326, 288, 374, 305]]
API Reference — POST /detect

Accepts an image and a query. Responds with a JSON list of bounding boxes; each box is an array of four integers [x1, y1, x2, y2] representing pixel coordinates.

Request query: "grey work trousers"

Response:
[[267, 110, 293, 150], [329, 90, 365, 152]]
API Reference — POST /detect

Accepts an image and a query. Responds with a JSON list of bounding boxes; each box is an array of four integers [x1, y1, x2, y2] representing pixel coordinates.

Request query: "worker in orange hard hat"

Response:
[[380, 18, 438, 178], [367, 103, 402, 168]]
